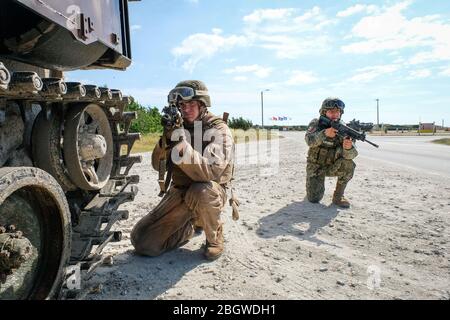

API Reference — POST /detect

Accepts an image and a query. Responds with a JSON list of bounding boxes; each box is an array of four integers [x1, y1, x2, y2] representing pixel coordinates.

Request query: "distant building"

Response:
[[419, 123, 435, 130]]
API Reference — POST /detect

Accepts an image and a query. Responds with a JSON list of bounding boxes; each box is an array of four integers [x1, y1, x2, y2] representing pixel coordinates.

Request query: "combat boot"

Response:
[[204, 226, 224, 260], [332, 183, 351, 208]]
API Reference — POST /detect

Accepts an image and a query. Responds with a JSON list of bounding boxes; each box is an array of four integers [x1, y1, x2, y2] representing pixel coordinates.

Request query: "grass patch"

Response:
[[432, 138, 450, 146], [130, 133, 161, 154], [130, 129, 282, 154]]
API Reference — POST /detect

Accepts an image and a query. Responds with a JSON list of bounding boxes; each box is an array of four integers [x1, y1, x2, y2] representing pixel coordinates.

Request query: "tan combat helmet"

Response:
[[320, 97, 345, 115], [172, 80, 211, 108]]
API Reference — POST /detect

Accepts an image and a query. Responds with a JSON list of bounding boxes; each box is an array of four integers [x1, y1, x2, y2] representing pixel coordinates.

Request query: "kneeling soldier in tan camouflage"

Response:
[[131, 80, 235, 260], [305, 97, 358, 208]]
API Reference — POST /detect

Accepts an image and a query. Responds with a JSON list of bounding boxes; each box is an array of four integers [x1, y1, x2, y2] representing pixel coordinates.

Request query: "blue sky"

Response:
[[68, 0, 450, 126]]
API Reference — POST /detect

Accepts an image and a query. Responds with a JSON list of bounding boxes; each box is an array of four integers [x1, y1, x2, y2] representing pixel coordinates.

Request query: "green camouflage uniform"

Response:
[[305, 118, 358, 203]]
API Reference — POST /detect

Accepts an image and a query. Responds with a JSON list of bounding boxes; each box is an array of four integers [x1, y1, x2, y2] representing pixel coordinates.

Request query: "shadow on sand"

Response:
[[257, 200, 341, 247], [85, 236, 210, 300]]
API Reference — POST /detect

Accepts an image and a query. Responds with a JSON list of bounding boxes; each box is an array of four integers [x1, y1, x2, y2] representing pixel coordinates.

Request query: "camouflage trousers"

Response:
[[130, 181, 227, 257], [306, 158, 356, 203]]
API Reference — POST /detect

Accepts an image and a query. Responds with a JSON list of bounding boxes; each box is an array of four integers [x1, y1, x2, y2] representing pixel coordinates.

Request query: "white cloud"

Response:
[[244, 6, 333, 33], [439, 67, 450, 76], [286, 70, 319, 85], [341, 1, 450, 65], [409, 69, 432, 79], [243, 8, 296, 24], [393, 56, 405, 64], [172, 29, 248, 72], [409, 45, 450, 65], [130, 25, 142, 31], [233, 76, 248, 82], [349, 64, 400, 82], [337, 4, 378, 18], [172, 6, 334, 71], [242, 7, 333, 58], [224, 64, 273, 78], [293, 6, 323, 26], [254, 33, 330, 59]]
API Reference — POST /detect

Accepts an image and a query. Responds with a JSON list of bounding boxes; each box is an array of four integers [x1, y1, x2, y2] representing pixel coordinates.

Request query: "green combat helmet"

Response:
[[320, 97, 345, 115], [169, 80, 211, 108]]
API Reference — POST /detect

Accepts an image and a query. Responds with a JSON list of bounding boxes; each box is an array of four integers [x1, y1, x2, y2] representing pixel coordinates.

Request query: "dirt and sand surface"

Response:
[[81, 132, 450, 300]]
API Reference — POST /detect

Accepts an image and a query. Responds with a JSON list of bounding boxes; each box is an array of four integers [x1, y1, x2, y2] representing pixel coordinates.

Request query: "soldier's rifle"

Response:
[[157, 103, 184, 196], [319, 115, 379, 148]]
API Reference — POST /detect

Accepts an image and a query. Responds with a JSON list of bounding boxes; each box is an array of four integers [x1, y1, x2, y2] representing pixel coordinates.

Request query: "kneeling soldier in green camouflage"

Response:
[[305, 98, 358, 208]]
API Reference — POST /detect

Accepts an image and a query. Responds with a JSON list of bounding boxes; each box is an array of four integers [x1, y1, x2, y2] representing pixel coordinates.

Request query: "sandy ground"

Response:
[[81, 132, 450, 300]]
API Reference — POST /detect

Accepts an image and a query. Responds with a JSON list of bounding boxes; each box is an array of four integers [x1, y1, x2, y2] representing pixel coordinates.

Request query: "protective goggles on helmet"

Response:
[[168, 87, 209, 103], [324, 99, 345, 110]]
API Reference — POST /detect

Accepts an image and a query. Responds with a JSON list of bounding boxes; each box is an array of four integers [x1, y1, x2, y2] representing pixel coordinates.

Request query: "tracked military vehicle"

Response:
[[0, 0, 141, 299]]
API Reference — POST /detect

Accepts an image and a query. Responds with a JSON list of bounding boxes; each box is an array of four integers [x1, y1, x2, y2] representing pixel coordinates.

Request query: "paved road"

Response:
[[356, 135, 450, 178], [282, 132, 450, 178]]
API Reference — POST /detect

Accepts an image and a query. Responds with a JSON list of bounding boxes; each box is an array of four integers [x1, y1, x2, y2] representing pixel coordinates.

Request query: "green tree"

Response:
[[228, 117, 253, 130], [126, 100, 163, 134]]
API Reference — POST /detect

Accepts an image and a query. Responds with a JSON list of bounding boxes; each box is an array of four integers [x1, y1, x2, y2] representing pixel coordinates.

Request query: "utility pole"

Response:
[[261, 89, 269, 129], [442, 119, 445, 129], [261, 91, 264, 129], [375, 98, 380, 129], [419, 117, 421, 136]]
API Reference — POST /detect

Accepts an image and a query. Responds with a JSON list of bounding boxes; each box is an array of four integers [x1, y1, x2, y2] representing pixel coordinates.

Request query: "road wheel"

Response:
[[63, 103, 113, 190], [32, 105, 78, 191], [0, 167, 71, 299]]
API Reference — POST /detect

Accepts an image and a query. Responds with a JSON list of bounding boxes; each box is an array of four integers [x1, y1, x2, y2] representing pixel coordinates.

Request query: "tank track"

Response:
[[0, 63, 141, 296]]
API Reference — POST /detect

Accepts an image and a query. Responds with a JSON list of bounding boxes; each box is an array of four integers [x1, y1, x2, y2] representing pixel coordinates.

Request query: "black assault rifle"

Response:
[[319, 115, 379, 148], [161, 103, 183, 129], [157, 103, 184, 197], [346, 118, 374, 133]]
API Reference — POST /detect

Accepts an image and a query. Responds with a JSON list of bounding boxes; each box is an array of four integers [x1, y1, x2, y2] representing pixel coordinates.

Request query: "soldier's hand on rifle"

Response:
[[163, 127, 187, 148], [325, 127, 338, 138], [343, 137, 353, 150], [161, 104, 183, 143], [163, 126, 176, 141]]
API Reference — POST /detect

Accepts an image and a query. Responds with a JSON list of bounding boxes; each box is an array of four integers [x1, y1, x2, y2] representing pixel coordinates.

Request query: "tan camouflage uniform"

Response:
[[131, 111, 234, 258], [305, 118, 358, 204]]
